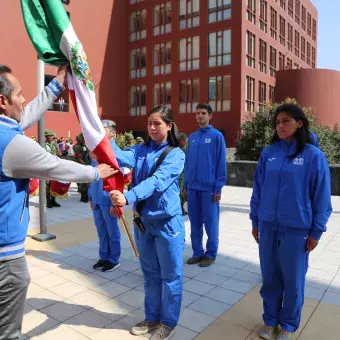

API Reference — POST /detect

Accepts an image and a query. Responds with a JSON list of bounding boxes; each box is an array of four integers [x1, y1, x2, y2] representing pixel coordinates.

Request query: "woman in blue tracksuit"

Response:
[[110, 106, 185, 340], [250, 104, 332, 340]]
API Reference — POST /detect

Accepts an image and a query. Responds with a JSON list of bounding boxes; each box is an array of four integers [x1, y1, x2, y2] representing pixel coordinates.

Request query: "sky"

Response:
[[312, 0, 340, 70]]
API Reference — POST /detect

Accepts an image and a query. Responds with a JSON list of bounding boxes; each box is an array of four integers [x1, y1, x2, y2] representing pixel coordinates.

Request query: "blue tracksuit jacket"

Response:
[[183, 125, 226, 260], [0, 118, 28, 261], [112, 140, 185, 327], [250, 139, 332, 332], [250, 139, 332, 240], [184, 125, 227, 194]]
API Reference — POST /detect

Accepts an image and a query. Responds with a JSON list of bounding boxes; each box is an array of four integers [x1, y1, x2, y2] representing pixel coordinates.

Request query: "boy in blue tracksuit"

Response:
[[184, 103, 227, 267], [250, 104, 332, 340], [89, 120, 121, 272], [109, 106, 185, 340]]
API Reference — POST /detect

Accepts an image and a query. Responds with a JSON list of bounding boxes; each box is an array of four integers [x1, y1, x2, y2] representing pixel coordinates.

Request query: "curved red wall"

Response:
[[276, 69, 340, 127]]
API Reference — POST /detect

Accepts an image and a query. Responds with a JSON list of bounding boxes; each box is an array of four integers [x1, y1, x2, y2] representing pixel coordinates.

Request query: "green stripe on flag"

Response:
[[21, 0, 70, 65]]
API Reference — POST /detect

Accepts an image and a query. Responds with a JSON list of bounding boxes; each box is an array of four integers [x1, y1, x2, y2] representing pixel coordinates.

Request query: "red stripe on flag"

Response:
[[93, 137, 125, 218]]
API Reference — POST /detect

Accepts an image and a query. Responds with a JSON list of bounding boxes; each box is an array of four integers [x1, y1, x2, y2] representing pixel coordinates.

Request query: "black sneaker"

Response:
[[101, 261, 120, 272], [151, 323, 175, 340], [52, 201, 61, 207], [93, 259, 105, 270]]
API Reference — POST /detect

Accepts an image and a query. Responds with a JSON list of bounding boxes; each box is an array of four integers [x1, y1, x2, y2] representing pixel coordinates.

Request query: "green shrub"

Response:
[[235, 99, 340, 163]]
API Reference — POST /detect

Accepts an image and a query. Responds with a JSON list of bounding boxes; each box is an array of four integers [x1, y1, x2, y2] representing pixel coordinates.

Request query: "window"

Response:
[[301, 36, 306, 62], [307, 12, 312, 36], [259, 0, 267, 33], [208, 0, 231, 23], [288, 0, 293, 18], [301, 6, 306, 30], [208, 75, 231, 111], [259, 39, 267, 73], [153, 2, 172, 36], [246, 31, 255, 68], [179, 36, 200, 71], [270, 7, 277, 39], [130, 85, 146, 116], [45, 75, 69, 112], [130, 0, 143, 3], [295, 0, 300, 24], [245, 76, 255, 112], [130, 47, 146, 79], [179, 79, 200, 113], [179, 0, 200, 30], [294, 30, 300, 57], [294, 62, 299, 69], [286, 58, 292, 69], [279, 52, 285, 70], [153, 82, 171, 106], [279, 16, 286, 46], [270, 46, 277, 77], [153, 42, 172, 75], [306, 42, 311, 66], [287, 24, 293, 52], [280, 0, 286, 10], [258, 81, 267, 112], [130, 9, 146, 41], [208, 30, 231, 67], [312, 47, 316, 68], [312, 19, 317, 41], [269, 85, 275, 102], [246, 0, 256, 24]]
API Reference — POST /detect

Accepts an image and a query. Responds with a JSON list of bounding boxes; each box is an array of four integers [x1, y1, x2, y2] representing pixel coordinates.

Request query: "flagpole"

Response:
[[32, 57, 56, 242]]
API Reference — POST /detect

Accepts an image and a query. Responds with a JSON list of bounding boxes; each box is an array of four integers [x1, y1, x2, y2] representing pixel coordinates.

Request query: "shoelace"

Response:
[[155, 324, 170, 337]]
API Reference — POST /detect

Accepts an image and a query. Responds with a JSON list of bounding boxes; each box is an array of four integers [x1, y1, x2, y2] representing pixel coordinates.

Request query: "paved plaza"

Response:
[[22, 185, 340, 339]]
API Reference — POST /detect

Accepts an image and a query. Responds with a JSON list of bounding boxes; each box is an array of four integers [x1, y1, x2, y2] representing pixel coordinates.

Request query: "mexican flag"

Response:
[[21, 0, 124, 216]]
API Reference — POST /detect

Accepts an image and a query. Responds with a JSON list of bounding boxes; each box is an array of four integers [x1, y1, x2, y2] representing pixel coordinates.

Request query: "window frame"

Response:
[[208, 75, 231, 112], [245, 76, 255, 112], [153, 82, 172, 107], [246, 31, 256, 69], [130, 9, 147, 41], [153, 2, 172, 36], [153, 42, 172, 75], [130, 47, 146, 79], [208, 0, 232, 23], [130, 85, 147, 116], [208, 29, 232, 68], [179, 36, 200, 72], [259, 39, 267, 74], [179, 78, 200, 113], [179, 0, 200, 30]]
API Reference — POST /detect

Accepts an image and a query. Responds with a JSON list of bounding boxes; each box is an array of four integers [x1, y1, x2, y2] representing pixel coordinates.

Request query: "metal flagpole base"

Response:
[[31, 233, 56, 242]]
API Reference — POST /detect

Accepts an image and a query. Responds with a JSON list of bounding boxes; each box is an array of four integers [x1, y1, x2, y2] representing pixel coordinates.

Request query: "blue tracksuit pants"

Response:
[[259, 222, 309, 332], [92, 204, 121, 264], [187, 189, 220, 259], [135, 214, 185, 328]]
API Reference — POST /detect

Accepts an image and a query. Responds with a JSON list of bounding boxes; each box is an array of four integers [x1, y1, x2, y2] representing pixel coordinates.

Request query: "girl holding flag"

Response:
[[110, 106, 185, 340]]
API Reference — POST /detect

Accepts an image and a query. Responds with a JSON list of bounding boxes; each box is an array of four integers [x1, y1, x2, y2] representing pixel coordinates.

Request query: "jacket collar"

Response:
[[279, 139, 297, 156], [0, 115, 23, 134], [198, 124, 212, 132]]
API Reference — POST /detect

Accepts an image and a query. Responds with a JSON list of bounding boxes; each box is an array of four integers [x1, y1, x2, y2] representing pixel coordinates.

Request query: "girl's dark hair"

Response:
[[147, 106, 180, 147], [271, 103, 313, 159]]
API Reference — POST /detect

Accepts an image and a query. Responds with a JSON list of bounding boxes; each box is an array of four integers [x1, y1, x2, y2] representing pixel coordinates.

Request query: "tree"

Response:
[[235, 99, 340, 163]]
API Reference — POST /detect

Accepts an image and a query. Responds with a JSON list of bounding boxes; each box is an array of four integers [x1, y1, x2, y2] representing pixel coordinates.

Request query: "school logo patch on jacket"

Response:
[[205, 138, 212, 143], [293, 158, 304, 165]]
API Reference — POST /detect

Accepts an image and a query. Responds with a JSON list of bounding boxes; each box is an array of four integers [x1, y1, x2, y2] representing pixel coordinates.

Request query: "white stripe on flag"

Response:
[[61, 25, 105, 151]]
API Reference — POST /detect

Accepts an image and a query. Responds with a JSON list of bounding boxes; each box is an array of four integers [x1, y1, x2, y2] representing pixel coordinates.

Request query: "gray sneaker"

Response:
[[277, 329, 294, 340], [258, 325, 278, 339], [131, 320, 159, 335], [150, 323, 174, 340]]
